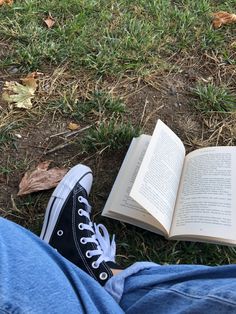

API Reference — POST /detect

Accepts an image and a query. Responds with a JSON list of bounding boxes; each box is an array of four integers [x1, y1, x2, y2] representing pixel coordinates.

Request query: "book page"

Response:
[[102, 135, 167, 234], [130, 120, 186, 234], [170, 147, 236, 241]]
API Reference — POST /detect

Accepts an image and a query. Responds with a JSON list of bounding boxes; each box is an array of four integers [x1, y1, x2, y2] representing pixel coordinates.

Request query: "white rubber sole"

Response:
[[40, 164, 93, 243]]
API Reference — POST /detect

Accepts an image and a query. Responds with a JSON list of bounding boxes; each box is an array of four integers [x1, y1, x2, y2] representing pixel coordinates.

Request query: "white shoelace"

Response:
[[79, 196, 116, 268]]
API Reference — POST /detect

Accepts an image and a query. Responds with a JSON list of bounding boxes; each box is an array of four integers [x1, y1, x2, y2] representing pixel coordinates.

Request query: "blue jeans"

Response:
[[1, 217, 236, 313]]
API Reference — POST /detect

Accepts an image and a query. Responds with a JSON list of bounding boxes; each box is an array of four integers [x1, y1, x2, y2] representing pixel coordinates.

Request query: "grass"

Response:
[[82, 119, 140, 152], [0, 121, 20, 148], [50, 91, 125, 122], [114, 227, 236, 266], [0, 166, 12, 175], [75, 91, 125, 121], [0, 0, 235, 74], [48, 90, 138, 152], [193, 83, 236, 112], [0, 124, 14, 146], [1, 0, 236, 268]]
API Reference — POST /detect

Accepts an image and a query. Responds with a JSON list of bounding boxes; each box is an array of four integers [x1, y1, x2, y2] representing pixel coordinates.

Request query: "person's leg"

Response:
[[3, 216, 236, 314], [38, 164, 236, 313], [105, 261, 236, 313], [0, 217, 124, 314]]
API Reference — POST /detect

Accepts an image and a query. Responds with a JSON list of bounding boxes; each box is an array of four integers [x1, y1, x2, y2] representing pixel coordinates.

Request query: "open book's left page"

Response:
[[102, 134, 167, 235], [130, 120, 186, 234]]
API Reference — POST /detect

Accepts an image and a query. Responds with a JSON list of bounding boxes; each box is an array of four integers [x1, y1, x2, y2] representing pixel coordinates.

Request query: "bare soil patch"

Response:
[[1, 55, 236, 237]]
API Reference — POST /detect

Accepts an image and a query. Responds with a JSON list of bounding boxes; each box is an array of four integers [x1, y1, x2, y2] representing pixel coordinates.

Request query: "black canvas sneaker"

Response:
[[40, 164, 118, 285]]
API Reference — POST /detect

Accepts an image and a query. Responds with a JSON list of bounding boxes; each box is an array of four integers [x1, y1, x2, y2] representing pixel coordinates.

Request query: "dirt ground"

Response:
[[1, 53, 236, 236]]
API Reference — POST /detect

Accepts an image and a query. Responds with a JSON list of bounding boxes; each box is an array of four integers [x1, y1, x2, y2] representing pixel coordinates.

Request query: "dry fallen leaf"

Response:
[[21, 72, 38, 90], [44, 13, 55, 29], [212, 11, 236, 29], [0, 0, 13, 6], [2, 72, 38, 109], [68, 122, 80, 131], [17, 161, 68, 196]]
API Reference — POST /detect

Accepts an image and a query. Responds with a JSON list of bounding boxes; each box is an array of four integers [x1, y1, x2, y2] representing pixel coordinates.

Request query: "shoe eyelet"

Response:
[[92, 261, 99, 269], [99, 272, 108, 280], [78, 223, 84, 230], [78, 209, 83, 216], [86, 251, 91, 258], [78, 196, 83, 203], [57, 230, 63, 236], [80, 237, 86, 244]]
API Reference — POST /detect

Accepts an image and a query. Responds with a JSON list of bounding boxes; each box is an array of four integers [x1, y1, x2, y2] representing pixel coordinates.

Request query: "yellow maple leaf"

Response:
[[2, 74, 37, 109]]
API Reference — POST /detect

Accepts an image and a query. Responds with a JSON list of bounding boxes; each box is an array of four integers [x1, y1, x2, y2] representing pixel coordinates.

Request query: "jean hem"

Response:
[[104, 261, 159, 303]]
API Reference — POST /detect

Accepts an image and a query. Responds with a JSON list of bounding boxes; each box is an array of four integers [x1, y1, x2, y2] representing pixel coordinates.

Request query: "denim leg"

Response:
[[0, 218, 123, 314], [105, 262, 236, 313], [3, 216, 236, 314]]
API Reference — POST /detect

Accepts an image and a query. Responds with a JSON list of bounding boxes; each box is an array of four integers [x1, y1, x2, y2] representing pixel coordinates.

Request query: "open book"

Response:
[[102, 120, 236, 246]]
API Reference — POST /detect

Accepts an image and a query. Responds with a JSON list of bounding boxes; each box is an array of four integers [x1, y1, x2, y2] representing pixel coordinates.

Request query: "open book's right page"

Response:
[[170, 147, 236, 243]]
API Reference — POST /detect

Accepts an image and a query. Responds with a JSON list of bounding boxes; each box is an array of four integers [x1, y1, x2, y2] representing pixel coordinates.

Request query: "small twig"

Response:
[[46, 125, 93, 154], [0, 207, 24, 220], [143, 77, 168, 93], [98, 145, 110, 154], [123, 85, 146, 99], [142, 103, 164, 129], [45, 140, 75, 154], [11, 195, 21, 213], [64, 125, 92, 138], [80, 149, 106, 164], [140, 98, 149, 126], [216, 125, 223, 146], [50, 125, 92, 139], [6, 155, 10, 185], [50, 130, 71, 138]]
